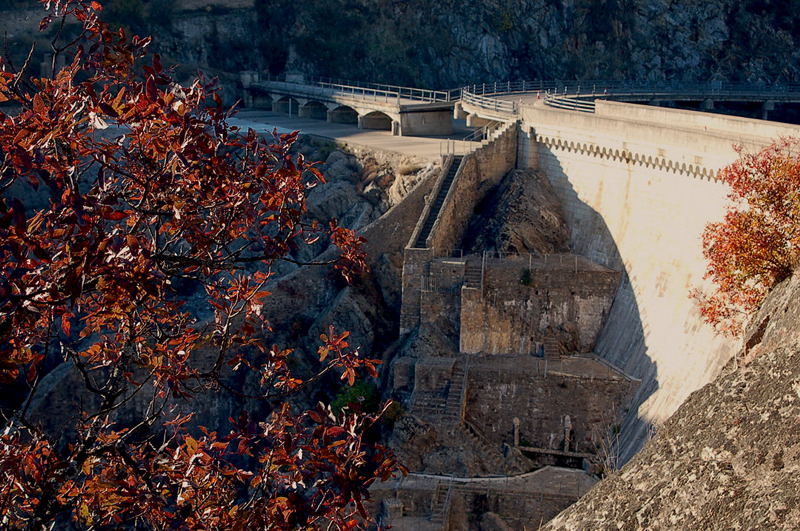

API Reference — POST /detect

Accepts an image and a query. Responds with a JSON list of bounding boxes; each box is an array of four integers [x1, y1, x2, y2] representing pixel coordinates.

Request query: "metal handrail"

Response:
[[461, 90, 517, 115], [313, 76, 451, 102], [463, 79, 800, 98], [260, 73, 451, 103], [257, 79, 402, 105], [255, 74, 800, 117]]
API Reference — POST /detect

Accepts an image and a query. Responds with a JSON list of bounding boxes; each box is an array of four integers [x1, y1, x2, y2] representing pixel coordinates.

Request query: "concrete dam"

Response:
[[468, 97, 800, 461], [243, 79, 800, 526]]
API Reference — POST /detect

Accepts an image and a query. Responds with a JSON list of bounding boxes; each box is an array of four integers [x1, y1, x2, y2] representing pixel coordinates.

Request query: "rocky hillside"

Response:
[[3, 0, 800, 89], [543, 270, 800, 530], [13, 136, 438, 438], [461, 169, 571, 255]]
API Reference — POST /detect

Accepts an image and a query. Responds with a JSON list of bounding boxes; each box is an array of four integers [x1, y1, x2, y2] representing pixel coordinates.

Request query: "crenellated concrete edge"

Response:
[[534, 134, 721, 181]]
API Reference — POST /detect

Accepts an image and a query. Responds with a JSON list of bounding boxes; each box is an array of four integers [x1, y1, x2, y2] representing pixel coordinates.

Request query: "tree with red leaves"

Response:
[[693, 137, 800, 336], [0, 1, 401, 528]]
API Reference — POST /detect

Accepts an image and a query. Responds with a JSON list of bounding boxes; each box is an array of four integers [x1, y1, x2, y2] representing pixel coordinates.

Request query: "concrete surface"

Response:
[[229, 110, 475, 161]]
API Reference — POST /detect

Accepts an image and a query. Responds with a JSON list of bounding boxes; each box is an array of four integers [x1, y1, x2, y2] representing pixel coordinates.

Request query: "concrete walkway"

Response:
[[229, 110, 477, 162]]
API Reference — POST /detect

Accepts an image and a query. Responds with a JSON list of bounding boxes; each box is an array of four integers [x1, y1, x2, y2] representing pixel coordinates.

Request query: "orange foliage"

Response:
[[0, 1, 401, 528], [693, 137, 800, 336]]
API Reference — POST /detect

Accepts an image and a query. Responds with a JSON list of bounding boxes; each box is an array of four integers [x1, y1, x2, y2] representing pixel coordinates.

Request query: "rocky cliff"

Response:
[[542, 270, 800, 530], [18, 137, 438, 439], [3, 0, 800, 89]]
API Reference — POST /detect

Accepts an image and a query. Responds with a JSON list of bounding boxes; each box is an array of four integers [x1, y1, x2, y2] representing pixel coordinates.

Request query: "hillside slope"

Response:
[[3, 1, 800, 88], [543, 271, 800, 530]]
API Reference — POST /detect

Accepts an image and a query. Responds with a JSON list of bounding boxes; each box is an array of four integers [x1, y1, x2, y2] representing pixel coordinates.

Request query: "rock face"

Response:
[[463, 169, 571, 255], [543, 271, 800, 530], [3, 1, 800, 89], [21, 139, 437, 442]]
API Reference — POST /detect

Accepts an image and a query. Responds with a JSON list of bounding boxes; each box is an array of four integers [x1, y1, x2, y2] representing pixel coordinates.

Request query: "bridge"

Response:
[[241, 74, 456, 136], [457, 80, 800, 121], [241, 75, 800, 136]]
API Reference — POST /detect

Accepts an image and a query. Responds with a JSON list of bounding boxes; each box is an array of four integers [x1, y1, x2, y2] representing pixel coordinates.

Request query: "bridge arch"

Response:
[[298, 100, 329, 120], [274, 96, 300, 116], [250, 89, 273, 111], [328, 105, 359, 125], [358, 110, 394, 131]]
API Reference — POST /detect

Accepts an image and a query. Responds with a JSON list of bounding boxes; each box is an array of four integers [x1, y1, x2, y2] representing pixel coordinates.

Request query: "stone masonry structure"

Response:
[[379, 120, 638, 529]]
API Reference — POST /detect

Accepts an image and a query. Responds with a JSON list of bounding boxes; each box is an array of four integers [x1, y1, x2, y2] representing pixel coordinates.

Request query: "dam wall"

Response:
[[519, 101, 800, 461]]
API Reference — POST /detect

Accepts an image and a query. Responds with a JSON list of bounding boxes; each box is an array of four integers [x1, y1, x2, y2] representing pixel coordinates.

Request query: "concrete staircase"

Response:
[[544, 335, 560, 359], [442, 364, 467, 423], [411, 390, 447, 418], [464, 261, 482, 289], [430, 482, 452, 524], [461, 420, 504, 472], [411, 363, 467, 423], [414, 155, 463, 248]]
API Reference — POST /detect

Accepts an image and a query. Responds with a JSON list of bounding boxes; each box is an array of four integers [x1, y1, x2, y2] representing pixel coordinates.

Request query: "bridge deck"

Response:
[[229, 111, 476, 162], [253, 80, 454, 112]]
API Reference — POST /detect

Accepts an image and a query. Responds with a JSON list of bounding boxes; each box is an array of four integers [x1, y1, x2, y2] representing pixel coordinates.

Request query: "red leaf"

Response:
[[145, 76, 157, 102], [33, 93, 46, 115], [62, 313, 72, 337], [103, 210, 129, 221], [325, 426, 345, 438]]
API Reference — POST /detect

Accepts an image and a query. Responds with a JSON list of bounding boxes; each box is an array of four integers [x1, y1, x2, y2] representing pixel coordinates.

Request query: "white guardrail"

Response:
[[256, 74, 800, 117], [260, 74, 451, 104]]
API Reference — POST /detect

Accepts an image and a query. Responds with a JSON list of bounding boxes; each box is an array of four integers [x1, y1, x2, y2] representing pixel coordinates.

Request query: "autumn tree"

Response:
[[693, 137, 800, 336], [0, 1, 401, 528]]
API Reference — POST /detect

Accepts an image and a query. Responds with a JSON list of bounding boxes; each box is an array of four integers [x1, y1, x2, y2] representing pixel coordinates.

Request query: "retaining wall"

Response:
[[427, 123, 518, 253], [465, 355, 637, 456], [459, 255, 619, 355], [371, 466, 597, 529]]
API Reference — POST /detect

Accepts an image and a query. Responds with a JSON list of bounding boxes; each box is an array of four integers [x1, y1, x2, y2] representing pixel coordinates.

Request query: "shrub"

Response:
[[692, 138, 800, 336], [331, 381, 380, 415]]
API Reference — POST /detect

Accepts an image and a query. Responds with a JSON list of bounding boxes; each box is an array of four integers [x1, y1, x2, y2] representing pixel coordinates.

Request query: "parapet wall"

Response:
[[595, 100, 800, 141], [519, 100, 800, 461]]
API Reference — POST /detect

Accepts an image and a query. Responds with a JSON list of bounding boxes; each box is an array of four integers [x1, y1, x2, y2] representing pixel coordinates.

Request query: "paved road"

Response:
[[229, 110, 476, 162]]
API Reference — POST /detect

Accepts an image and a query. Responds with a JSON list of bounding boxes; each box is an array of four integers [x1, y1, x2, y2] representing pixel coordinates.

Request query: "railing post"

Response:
[[480, 251, 486, 295]]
